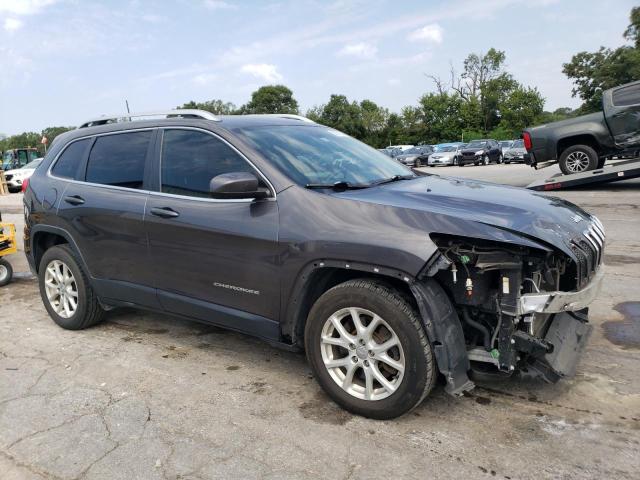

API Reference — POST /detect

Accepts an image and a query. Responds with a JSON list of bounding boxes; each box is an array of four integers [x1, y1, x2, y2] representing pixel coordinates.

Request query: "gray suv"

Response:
[[24, 110, 604, 419]]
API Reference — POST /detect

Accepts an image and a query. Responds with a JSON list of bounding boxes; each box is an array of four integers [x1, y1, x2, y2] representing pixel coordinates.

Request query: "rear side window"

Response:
[[160, 129, 257, 198], [86, 131, 152, 189], [612, 83, 640, 106], [52, 139, 90, 179]]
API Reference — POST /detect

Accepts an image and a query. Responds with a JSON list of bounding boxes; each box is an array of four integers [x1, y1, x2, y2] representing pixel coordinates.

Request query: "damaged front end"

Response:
[[416, 217, 604, 394]]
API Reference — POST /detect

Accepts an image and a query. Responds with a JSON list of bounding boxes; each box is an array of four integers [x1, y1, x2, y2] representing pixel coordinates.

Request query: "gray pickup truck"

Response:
[[523, 80, 640, 175]]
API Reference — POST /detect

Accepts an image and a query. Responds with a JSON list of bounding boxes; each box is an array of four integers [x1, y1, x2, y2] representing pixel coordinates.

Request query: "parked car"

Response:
[[499, 140, 514, 155], [24, 110, 604, 419], [503, 140, 527, 163], [395, 145, 433, 167], [2, 148, 40, 171], [427, 144, 464, 166], [380, 147, 402, 158], [387, 144, 414, 152], [4, 158, 43, 192], [458, 139, 502, 166], [523, 79, 640, 175]]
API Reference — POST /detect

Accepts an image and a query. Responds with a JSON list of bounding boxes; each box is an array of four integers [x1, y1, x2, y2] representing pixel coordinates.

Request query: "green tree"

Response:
[[312, 94, 364, 139], [178, 99, 237, 115], [499, 85, 544, 135], [563, 7, 640, 112], [240, 85, 299, 114], [418, 92, 464, 143], [359, 99, 389, 147]]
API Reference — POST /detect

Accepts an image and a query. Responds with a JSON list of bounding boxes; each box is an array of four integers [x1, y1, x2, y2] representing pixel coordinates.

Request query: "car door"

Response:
[[604, 81, 640, 148], [145, 128, 280, 331], [55, 129, 158, 307]]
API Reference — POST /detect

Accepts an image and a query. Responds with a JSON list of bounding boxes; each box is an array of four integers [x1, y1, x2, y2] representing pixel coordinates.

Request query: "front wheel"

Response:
[[559, 145, 598, 175], [453, 157, 459, 166], [0, 258, 13, 287], [482, 155, 489, 166], [305, 280, 436, 419], [415, 158, 422, 168]]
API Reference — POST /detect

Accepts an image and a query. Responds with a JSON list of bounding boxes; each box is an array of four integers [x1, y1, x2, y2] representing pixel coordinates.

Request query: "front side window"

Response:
[[85, 131, 151, 189], [52, 139, 91, 179], [161, 129, 257, 198], [234, 125, 413, 186]]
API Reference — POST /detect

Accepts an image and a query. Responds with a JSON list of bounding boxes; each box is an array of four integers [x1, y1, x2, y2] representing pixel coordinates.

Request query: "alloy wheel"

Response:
[[44, 260, 78, 318], [320, 307, 405, 401], [565, 151, 591, 173]]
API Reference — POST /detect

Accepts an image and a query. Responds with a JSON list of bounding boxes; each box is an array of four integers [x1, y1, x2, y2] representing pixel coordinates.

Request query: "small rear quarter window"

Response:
[[52, 139, 91, 179]]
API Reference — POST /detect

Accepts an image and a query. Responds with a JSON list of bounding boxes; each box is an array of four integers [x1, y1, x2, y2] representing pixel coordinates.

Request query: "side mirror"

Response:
[[209, 171, 270, 200]]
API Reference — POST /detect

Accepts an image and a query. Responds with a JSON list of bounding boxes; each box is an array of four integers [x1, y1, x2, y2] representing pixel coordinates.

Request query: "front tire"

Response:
[[0, 259, 13, 287], [415, 158, 422, 168], [482, 155, 489, 166], [38, 245, 105, 330], [559, 145, 598, 175], [305, 279, 436, 419]]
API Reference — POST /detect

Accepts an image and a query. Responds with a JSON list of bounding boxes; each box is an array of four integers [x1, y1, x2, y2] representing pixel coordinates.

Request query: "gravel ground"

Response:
[[1, 164, 639, 479]]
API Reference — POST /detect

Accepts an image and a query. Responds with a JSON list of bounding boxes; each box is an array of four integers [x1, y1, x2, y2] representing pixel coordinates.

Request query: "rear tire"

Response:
[[305, 279, 436, 420], [0, 259, 13, 287], [38, 245, 105, 330], [559, 145, 598, 175]]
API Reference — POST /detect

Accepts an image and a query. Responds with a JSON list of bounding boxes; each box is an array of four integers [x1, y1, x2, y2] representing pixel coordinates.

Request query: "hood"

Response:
[[461, 147, 485, 154], [431, 151, 455, 158], [333, 175, 592, 256], [4, 167, 27, 176], [396, 154, 418, 161]]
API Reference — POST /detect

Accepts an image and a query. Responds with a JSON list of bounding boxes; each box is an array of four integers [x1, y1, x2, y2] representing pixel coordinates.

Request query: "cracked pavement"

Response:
[[1, 164, 639, 479]]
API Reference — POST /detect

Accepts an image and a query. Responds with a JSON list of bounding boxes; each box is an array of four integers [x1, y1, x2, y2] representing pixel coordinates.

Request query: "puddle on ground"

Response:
[[602, 302, 640, 349]]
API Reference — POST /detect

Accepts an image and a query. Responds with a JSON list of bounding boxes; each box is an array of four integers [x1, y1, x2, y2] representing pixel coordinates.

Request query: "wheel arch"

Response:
[[556, 134, 601, 159], [282, 260, 418, 347], [31, 226, 89, 275]]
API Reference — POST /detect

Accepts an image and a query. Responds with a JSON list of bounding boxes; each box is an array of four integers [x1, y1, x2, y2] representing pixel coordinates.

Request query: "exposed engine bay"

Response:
[[424, 233, 602, 383]]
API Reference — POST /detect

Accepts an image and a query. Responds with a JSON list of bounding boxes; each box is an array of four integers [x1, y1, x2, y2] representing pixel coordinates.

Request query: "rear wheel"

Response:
[[559, 145, 598, 175], [0, 259, 13, 287], [38, 245, 105, 330], [305, 279, 436, 419]]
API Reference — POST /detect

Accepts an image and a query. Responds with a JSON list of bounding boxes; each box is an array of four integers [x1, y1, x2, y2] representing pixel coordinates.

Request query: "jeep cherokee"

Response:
[[23, 110, 604, 419]]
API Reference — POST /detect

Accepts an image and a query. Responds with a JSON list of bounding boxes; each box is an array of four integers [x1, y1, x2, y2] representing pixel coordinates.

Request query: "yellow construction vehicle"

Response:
[[0, 221, 16, 286]]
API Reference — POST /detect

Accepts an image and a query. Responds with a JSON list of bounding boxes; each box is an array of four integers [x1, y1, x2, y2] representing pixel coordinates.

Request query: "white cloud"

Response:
[[4, 18, 23, 32], [203, 0, 236, 10], [0, 0, 57, 16], [408, 23, 444, 43], [240, 63, 283, 83], [193, 73, 218, 85], [337, 42, 377, 59]]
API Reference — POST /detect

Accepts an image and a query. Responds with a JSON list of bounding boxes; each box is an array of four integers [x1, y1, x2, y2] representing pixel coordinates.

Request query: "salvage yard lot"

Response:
[[1, 164, 639, 480]]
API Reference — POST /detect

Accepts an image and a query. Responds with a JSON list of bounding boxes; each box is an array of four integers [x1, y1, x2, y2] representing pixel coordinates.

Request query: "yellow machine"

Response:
[[0, 222, 17, 286]]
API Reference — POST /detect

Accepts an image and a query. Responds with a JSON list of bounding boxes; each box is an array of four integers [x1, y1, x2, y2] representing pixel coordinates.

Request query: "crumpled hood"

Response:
[[334, 175, 593, 255]]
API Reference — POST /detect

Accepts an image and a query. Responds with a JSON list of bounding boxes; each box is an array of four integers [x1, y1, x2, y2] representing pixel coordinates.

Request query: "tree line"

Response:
[[2, 7, 638, 154]]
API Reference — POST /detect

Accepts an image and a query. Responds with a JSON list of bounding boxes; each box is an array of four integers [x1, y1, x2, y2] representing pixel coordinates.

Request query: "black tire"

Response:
[[597, 157, 606, 169], [482, 155, 489, 166], [453, 157, 458, 166], [0, 258, 13, 287], [305, 279, 436, 420], [415, 158, 422, 168], [497, 154, 503, 164], [559, 145, 598, 175], [38, 245, 104, 330]]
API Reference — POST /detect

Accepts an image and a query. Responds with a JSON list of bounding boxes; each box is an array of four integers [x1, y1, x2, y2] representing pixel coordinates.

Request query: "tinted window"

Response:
[[612, 83, 640, 106], [52, 139, 90, 179], [86, 131, 151, 189], [161, 129, 257, 198]]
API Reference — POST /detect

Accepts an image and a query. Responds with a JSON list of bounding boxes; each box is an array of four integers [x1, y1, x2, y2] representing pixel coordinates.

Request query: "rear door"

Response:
[[604, 81, 640, 148], [55, 130, 157, 306], [145, 128, 280, 326]]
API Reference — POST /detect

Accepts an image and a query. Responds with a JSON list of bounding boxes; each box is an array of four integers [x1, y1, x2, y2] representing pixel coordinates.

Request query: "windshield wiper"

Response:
[[305, 181, 369, 190], [368, 174, 416, 186]]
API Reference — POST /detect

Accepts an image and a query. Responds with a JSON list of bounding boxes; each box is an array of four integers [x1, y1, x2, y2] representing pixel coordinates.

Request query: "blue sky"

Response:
[[0, 0, 635, 135]]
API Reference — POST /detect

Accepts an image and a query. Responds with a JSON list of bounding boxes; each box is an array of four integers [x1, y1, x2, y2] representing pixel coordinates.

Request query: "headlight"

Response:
[[475, 150, 483, 155]]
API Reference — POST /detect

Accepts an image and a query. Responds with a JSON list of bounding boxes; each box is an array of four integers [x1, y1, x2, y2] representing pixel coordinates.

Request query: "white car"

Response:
[[428, 145, 463, 166], [4, 158, 42, 192]]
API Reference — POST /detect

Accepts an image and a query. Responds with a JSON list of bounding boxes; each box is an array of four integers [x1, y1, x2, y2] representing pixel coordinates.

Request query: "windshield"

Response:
[[467, 141, 486, 148], [437, 146, 456, 152], [403, 147, 424, 154], [235, 125, 414, 186], [499, 141, 512, 147], [512, 140, 524, 148]]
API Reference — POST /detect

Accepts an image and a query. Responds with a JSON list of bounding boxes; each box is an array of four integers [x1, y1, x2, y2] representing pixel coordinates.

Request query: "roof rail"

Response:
[[263, 114, 315, 124], [78, 109, 221, 129]]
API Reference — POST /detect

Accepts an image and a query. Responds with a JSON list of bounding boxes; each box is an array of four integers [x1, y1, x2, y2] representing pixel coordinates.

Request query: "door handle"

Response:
[[150, 207, 180, 218], [63, 195, 85, 206]]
